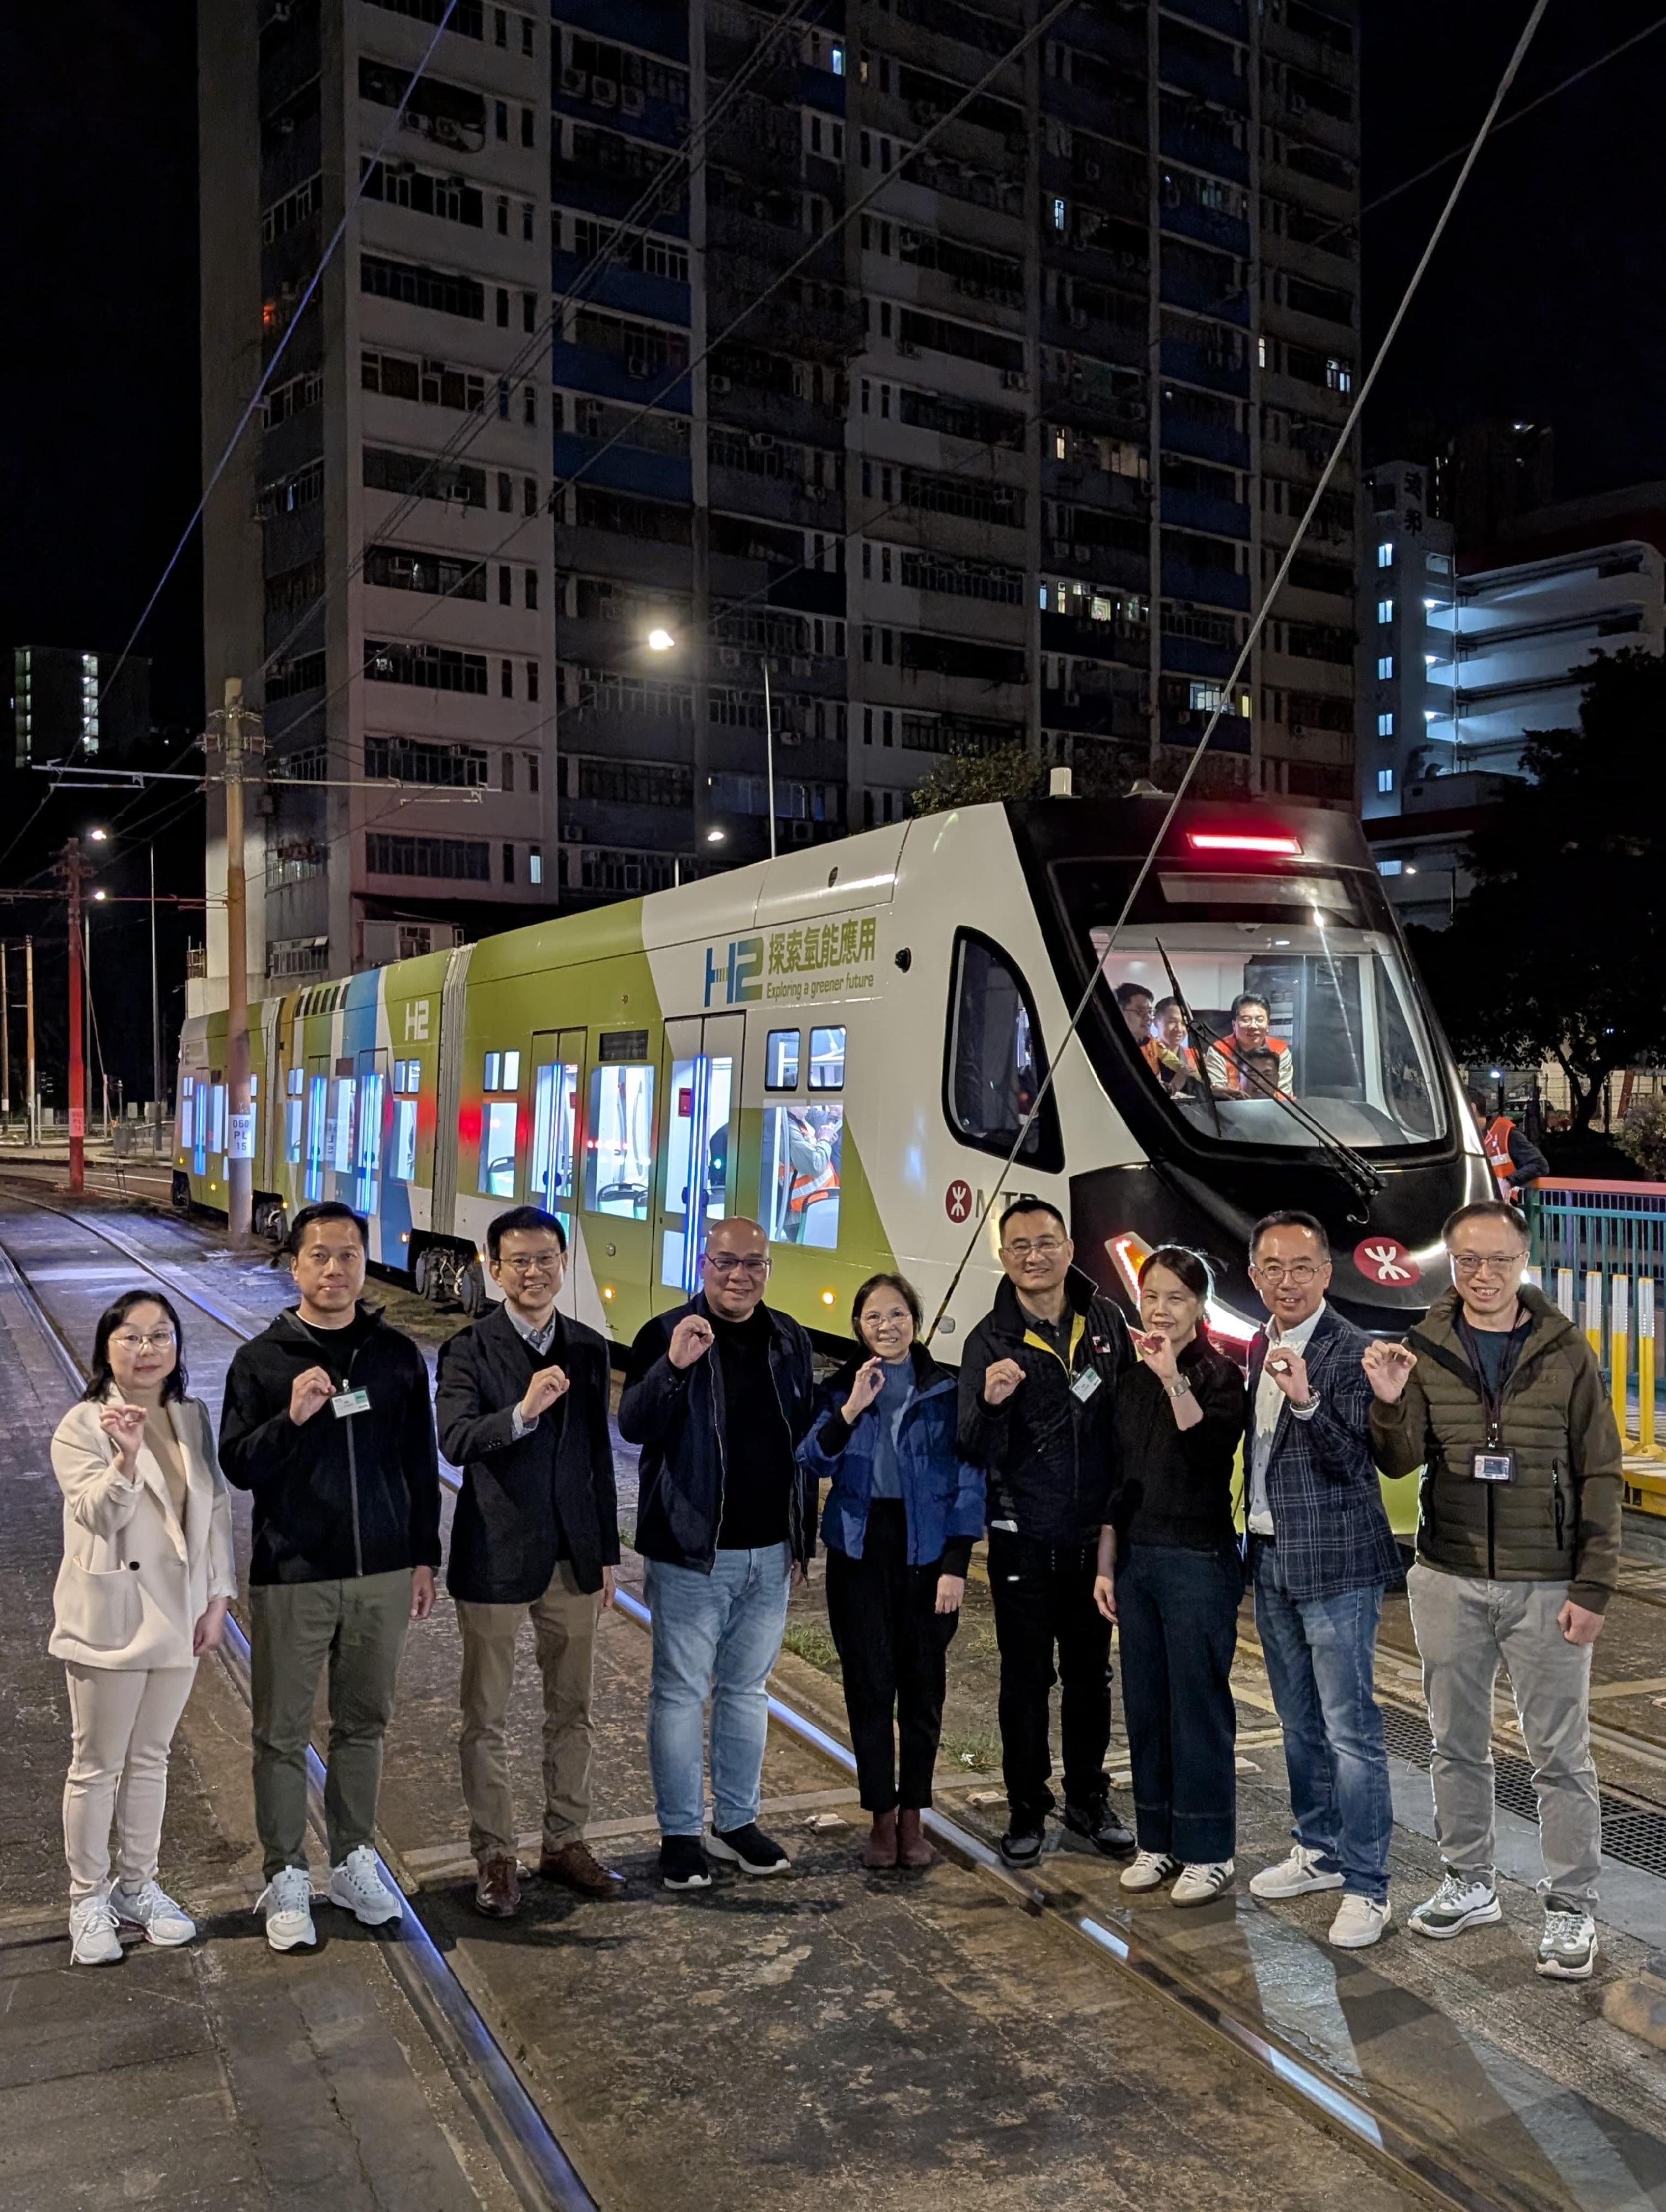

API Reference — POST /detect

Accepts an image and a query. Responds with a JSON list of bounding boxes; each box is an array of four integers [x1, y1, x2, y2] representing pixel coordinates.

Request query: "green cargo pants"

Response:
[[249, 1571, 410, 1879]]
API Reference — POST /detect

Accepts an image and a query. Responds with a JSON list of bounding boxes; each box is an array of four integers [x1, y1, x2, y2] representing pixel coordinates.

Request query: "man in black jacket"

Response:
[[618, 1216, 816, 1892], [959, 1196, 1134, 1867], [220, 1202, 440, 1953], [436, 1206, 621, 1918]]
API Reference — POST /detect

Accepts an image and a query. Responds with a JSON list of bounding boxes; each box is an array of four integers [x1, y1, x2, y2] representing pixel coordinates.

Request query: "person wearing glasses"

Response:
[[1244, 1211, 1404, 1949], [1365, 1201, 1620, 1983], [50, 1291, 236, 1965], [436, 1206, 621, 1920], [958, 1197, 1134, 1867], [619, 1215, 818, 1890]]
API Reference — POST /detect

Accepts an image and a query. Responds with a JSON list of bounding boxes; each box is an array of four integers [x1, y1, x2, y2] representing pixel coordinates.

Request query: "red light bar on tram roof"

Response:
[[1186, 831, 1303, 856]]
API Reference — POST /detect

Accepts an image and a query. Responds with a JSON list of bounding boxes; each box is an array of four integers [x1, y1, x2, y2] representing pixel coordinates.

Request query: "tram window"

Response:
[[765, 1029, 800, 1089], [501, 1049, 520, 1089], [285, 1085, 303, 1164], [530, 1060, 580, 1212], [661, 1051, 735, 1288], [761, 1099, 844, 1248], [944, 931, 1063, 1171], [305, 1074, 328, 1199], [484, 1051, 502, 1091], [331, 1078, 356, 1173], [209, 1084, 227, 1155], [356, 1071, 385, 1213], [179, 1084, 194, 1149], [480, 1100, 518, 1198], [586, 1062, 654, 1218], [392, 1095, 418, 1183], [809, 1025, 845, 1089]]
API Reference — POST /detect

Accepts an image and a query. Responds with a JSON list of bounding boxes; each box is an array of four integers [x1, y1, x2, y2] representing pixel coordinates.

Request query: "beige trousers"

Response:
[[63, 1662, 197, 1899], [456, 1560, 598, 1864]]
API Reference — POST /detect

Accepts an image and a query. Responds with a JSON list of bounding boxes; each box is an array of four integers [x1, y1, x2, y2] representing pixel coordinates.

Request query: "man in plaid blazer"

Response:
[[1242, 1211, 1407, 1952]]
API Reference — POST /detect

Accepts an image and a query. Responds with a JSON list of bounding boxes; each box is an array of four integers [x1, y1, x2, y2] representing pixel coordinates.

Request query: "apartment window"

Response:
[[524, 477, 539, 516], [523, 383, 537, 425], [495, 98, 509, 140], [498, 471, 513, 512], [523, 291, 537, 332], [1376, 655, 1393, 681], [527, 661, 539, 702], [503, 842, 517, 882], [1377, 711, 1394, 737], [522, 200, 535, 242], [497, 195, 509, 235], [501, 659, 514, 698], [1377, 768, 1394, 794], [522, 106, 535, 147], [503, 752, 516, 793], [529, 845, 543, 885], [1377, 598, 1393, 624], [1376, 542, 1393, 568], [526, 752, 539, 792], [524, 570, 538, 611], [497, 288, 509, 327], [499, 565, 513, 606]]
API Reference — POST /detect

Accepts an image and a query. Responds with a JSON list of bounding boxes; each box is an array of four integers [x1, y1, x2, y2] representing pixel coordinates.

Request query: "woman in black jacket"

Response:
[[1093, 1246, 1245, 1908]]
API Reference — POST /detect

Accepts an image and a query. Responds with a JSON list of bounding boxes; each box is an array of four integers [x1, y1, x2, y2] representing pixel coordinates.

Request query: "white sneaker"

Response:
[[69, 1891, 123, 1966], [1329, 1893, 1391, 1949], [1171, 1860, 1235, 1907], [1250, 1845, 1345, 1900], [1408, 1870, 1502, 1941], [111, 1879, 195, 1947], [1536, 1908, 1597, 1981], [257, 1866, 317, 1952], [1120, 1850, 1181, 1892], [328, 1844, 404, 1927]]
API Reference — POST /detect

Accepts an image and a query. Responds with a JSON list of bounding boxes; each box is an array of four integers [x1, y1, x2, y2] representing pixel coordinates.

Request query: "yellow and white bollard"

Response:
[[1641, 1277, 1657, 1454], [1611, 1273, 1629, 1434], [1555, 1266, 1576, 1323], [1585, 1270, 1604, 1363]]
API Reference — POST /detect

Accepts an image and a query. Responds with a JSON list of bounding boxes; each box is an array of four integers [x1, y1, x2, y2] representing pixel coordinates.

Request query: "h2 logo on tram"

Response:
[[704, 937, 764, 1008]]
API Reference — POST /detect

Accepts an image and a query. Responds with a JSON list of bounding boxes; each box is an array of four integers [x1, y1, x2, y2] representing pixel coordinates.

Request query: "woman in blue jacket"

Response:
[[799, 1272, 985, 1869]]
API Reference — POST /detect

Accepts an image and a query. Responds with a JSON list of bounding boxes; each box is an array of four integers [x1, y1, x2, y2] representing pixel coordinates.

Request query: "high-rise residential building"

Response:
[[551, 0, 1363, 900], [7, 648, 150, 772], [200, 0, 558, 985], [201, 0, 1362, 961]]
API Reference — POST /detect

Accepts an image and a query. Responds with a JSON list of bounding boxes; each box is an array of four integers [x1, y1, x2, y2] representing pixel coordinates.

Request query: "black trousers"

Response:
[[987, 1528, 1111, 1826], [1115, 1538, 1240, 1864], [825, 1502, 957, 1812]]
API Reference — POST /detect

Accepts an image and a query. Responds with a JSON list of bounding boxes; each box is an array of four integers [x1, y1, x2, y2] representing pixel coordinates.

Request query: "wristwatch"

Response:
[[1292, 1394, 1321, 1415], [1165, 1375, 1193, 1400]]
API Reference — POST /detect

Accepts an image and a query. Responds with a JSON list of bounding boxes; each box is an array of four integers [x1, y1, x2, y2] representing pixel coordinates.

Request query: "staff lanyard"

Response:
[[1457, 1306, 1530, 1447]]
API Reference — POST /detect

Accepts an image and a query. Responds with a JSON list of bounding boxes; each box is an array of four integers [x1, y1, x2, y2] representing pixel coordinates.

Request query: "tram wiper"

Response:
[[1152, 941, 1384, 1211]]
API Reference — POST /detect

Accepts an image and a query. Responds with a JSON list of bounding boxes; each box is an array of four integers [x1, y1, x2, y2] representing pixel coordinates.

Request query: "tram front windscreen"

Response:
[[1060, 863, 1449, 1152]]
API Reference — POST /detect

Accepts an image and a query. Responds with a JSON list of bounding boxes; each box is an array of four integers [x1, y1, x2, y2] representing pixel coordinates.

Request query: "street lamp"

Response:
[[645, 627, 777, 860], [88, 827, 109, 844]]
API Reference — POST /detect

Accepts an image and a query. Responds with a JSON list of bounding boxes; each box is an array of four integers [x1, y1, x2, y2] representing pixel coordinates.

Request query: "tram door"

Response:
[[529, 1029, 584, 1277], [353, 1046, 388, 1220], [303, 1056, 329, 1202], [652, 1013, 742, 1310]]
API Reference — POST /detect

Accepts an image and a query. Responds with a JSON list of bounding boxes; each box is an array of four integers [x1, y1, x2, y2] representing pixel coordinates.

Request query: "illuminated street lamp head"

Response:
[[88, 827, 108, 843], [647, 627, 676, 653], [92, 890, 107, 902], [705, 827, 726, 844]]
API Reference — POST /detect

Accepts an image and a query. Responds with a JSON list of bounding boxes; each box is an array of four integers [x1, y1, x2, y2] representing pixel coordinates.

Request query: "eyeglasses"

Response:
[[1451, 1252, 1525, 1277], [111, 1329, 175, 1353], [498, 1254, 562, 1274], [1252, 1260, 1323, 1286], [1003, 1237, 1065, 1259], [706, 1253, 769, 1276]]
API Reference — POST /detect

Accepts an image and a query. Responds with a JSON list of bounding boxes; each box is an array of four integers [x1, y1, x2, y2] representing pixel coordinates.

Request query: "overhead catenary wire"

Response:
[[921, 0, 1556, 1345]]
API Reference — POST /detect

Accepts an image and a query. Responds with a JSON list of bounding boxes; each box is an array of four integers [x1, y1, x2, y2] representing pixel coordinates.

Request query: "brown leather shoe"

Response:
[[861, 1809, 899, 1869], [539, 1839, 624, 1896], [473, 1853, 522, 1919], [897, 1809, 937, 1870]]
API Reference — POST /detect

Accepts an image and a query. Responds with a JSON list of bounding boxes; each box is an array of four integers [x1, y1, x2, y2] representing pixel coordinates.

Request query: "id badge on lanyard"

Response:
[[1461, 1312, 1527, 1484]]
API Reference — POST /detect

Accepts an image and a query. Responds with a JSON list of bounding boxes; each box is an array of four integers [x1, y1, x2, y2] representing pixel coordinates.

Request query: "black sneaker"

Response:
[[707, 1823, 791, 1876], [1063, 1797, 1135, 1857], [659, 1835, 712, 1891], [999, 1822, 1046, 1867]]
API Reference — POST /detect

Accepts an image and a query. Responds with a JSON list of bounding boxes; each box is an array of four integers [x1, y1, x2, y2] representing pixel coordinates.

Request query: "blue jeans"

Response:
[[1252, 1538, 1393, 1903], [646, 1545, 792, 1838], [1116, 1540, 1240, 1865]]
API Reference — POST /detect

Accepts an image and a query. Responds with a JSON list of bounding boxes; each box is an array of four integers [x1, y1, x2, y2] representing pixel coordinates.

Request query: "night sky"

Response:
[[2, 0, 1662, 1055]]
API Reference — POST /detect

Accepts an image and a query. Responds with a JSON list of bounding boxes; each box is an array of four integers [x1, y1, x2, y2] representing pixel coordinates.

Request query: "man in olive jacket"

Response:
[[1365, 1199, 1621, 1984]]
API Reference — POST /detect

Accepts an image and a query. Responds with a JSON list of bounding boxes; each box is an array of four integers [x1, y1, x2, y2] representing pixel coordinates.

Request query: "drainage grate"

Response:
[[1379, 1700, 1666, 1879]]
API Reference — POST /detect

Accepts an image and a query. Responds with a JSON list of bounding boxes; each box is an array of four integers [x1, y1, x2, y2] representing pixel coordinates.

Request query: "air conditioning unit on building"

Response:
[[622, 88, 644, 115], [710, 374, 732, 393], [718, 648, 742, 669], [592, 79, 618, 107], [562, 67, 587, 93]]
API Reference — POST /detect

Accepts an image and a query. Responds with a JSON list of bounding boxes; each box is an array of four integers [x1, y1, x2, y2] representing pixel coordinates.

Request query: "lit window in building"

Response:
[[1051, 196, 1066, 230], [81, 653, 100, 757], [1377, 712, 1393, 737], [1377, 598, 1393, 624], [1377, 543, 1394, 569], [1377, 768, 1394, 794], [1376, 655, 1393, 681], [830, 43, 844, 72], [1377, 859, 1403, 877]]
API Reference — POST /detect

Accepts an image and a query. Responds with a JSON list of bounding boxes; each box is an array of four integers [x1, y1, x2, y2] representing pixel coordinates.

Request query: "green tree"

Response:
[[1408, 651, 1666, 1133], [1616, 1093, 1666, 1181], [911, 744, 1047, 816]]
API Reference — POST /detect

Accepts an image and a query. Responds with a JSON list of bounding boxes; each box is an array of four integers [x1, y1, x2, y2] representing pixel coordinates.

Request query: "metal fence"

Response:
[[1524, 1179, 1666, 1457]]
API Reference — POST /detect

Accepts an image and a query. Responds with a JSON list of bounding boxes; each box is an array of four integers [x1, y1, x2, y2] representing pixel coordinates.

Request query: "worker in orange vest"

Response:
[[1206, 993, 1294, 1100], [1114, 981, 1166, 1081], [1468, 1092, 1547, 1198]]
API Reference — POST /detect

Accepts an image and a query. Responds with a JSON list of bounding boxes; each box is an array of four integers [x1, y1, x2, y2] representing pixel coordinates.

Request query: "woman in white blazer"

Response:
[[50, 1290, 237, 1965]]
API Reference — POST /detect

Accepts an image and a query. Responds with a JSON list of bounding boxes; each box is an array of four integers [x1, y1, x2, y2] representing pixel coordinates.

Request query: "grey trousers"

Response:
[[1406, 1562, 1601, 1910]]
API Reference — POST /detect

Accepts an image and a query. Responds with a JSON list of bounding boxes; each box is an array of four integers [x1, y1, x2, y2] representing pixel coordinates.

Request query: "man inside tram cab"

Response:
[[1113, 982, 1164, 1080], [1205, 992, 1295, 1102], [1152, 997, 1200, 1098]]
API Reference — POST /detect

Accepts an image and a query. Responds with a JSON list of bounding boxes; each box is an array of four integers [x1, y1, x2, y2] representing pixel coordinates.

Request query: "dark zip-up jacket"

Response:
[[220, 1305, 441, 1586], [1108, 1334, 1246, 1551], [799, 1343, 986, 1573], [436, 1301, 619, 1603], [618, 1293, 818, 1572], [1369, 1283, 1623, 1612], [957, 1269, 1132, 1545]]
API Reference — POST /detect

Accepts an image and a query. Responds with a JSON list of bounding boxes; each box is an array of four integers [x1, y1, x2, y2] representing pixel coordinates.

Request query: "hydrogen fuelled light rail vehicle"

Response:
[[175, 794, 1490, 1391]]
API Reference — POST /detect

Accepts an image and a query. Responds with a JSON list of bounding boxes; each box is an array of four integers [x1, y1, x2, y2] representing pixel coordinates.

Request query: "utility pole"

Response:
[[149, 846, 162, 1149], [1, 943, 9, 1131], [57, 839, 88, 1194], [206, 677, 263, 1249], [25, 936, 37, 1145]]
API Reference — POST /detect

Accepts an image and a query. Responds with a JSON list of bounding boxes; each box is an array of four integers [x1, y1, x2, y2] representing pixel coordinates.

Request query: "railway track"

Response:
[[7, 1188, 1665, 2212]]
